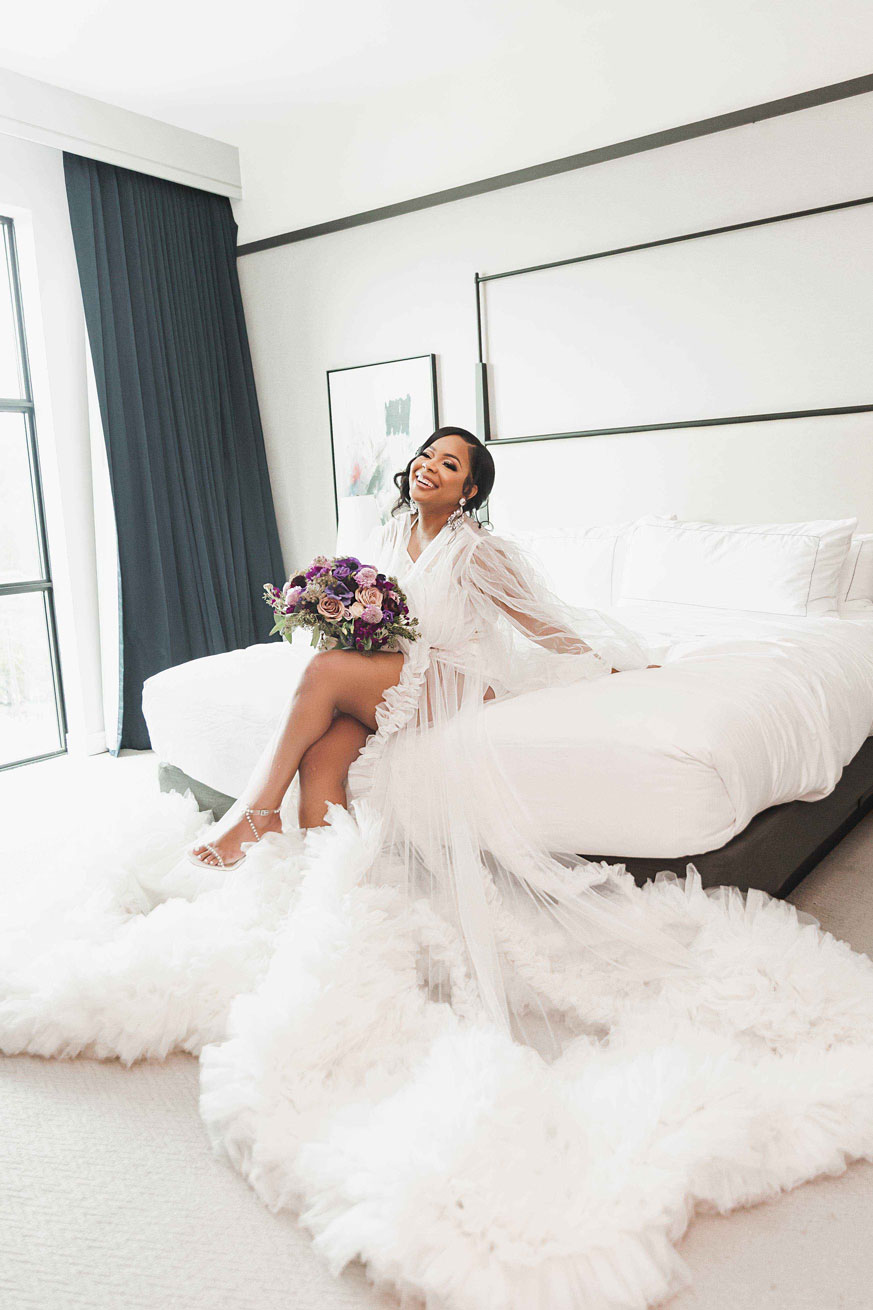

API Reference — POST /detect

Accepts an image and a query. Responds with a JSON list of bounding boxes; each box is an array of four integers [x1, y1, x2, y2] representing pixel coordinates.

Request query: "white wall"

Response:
[[0, 133, 103, 755], [235, 90, 873, 573], [226, 1, 873, 248]]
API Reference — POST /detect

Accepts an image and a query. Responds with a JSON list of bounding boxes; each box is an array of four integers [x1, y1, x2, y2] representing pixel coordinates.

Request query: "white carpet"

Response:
[[1, 748, 872, 1309], [0, 1052, 395, 1310]]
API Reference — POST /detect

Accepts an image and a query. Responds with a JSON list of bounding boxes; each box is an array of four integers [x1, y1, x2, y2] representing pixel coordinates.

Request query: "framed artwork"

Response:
[[327, 353, 439, 528]]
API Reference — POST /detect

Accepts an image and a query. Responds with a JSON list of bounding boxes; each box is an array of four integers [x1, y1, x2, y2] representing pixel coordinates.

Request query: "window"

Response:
[[0, 216, 66, 770]]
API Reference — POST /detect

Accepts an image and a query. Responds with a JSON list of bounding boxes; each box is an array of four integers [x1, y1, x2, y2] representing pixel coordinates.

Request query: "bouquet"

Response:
[[263, 553, 421, 653]]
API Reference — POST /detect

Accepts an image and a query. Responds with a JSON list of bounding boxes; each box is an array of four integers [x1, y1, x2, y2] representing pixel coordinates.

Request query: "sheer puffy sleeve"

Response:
[[462, 527, 653, 674]]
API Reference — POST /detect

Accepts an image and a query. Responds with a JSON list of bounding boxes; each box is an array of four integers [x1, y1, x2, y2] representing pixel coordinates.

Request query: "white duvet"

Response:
[[143, 605, 873, 859]]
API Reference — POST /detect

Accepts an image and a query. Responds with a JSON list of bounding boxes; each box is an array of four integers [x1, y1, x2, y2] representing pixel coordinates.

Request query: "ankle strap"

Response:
[[245, 806, 281, 816]]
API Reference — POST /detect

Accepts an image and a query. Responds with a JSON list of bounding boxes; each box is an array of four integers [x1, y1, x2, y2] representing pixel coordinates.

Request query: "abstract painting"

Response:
[[327, 353, 439, 527]]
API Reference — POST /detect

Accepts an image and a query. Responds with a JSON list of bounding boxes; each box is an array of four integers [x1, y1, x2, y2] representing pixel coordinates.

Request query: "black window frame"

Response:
[[0, 214, 68, 771]]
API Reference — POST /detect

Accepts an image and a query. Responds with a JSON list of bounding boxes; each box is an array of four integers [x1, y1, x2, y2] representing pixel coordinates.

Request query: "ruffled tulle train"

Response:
[[3, 771, 873, 1310]]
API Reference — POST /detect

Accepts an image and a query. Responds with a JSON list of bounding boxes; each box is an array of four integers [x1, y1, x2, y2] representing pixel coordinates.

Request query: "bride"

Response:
[[188, 424, 694, 1042], [3, 425, 873, 1310]]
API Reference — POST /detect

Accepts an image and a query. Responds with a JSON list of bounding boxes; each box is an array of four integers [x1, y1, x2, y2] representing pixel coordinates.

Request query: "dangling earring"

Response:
[[447, 496, 466, 531]]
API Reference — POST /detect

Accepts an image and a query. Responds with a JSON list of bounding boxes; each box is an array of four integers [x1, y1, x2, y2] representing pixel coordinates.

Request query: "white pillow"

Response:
[[504, 515, 677, 609], [617, 514, 858, 618], [837, 533, 873, 614]]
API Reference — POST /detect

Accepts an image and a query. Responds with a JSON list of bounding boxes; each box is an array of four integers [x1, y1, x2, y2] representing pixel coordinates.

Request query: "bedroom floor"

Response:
[[1, 748, 872, 1310]]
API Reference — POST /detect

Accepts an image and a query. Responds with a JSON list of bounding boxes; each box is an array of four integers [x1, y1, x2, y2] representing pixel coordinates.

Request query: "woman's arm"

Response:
[[466, 537, 608, 670], [489, 576, 664, 674], [489, 595, 659, 672], [464, 530, 655, 672], [489, 589, 595, 655]]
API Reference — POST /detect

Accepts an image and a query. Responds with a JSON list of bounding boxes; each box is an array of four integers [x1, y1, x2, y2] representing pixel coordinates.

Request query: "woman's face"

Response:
[[409, 435, 478, 515]]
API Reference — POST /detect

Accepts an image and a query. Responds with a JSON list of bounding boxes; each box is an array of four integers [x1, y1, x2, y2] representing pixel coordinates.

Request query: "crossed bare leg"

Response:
[[190, 649, 405, 868], [189, 652, 643, 868]]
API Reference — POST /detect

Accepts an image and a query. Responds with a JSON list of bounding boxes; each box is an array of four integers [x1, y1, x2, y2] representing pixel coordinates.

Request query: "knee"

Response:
[[297, 649, 346, 696]]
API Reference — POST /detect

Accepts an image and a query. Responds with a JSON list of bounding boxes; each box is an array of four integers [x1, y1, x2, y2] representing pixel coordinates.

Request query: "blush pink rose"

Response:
[[317, 594, 345, 619], [355, 585, 383, 608], [349, 601, 365, 618]]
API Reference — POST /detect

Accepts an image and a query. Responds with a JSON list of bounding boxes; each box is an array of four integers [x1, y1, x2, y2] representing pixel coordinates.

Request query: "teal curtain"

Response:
[[64, 153, 285, 750]]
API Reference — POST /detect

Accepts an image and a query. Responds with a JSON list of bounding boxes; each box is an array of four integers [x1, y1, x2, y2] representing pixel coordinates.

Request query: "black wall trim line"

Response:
[[236, 73, 873, 257]]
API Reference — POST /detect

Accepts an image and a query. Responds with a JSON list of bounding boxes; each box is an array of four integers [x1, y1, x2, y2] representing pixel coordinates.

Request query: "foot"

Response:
[[190, 806, 283, 868]]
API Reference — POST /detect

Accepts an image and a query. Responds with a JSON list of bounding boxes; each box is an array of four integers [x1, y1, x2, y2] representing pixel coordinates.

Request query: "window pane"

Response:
[[0, 224, 25, 400], [0, 591, 62, 766], [0, 411, 41, 583]]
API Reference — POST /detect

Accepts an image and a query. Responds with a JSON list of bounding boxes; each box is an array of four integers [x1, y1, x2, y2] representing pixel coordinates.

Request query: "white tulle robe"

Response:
[[3, 507, 873, 1310]]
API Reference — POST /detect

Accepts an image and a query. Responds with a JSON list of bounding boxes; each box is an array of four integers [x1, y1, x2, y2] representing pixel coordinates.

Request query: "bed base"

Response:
[[580, 736, 873, 897], [159, 736, 873, 899]]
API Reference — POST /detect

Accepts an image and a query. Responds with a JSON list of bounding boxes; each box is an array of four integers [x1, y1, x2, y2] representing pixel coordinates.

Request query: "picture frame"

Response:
[[327, 353, 439, 530]]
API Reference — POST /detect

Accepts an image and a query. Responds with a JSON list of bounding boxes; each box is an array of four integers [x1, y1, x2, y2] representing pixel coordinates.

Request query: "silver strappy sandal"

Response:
[[188, 806, 283, 871]]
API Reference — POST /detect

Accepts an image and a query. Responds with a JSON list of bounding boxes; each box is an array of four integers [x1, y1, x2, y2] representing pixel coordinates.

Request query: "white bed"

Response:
[[142, 605, 873, 862], [482, 604, 873, 856], [142, 511, 873, 867]]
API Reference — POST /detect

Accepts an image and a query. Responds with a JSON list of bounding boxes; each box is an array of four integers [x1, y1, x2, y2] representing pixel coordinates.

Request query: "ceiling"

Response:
[[1, 0, 872, 148]]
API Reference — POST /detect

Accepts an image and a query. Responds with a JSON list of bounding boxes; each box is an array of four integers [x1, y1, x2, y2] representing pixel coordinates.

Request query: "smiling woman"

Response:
[[189, 427, 497, 869], [403, 425, 494, 560]]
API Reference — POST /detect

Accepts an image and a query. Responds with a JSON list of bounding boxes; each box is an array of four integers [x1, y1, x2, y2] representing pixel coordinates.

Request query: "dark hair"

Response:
[[389, 426, 496, 521]]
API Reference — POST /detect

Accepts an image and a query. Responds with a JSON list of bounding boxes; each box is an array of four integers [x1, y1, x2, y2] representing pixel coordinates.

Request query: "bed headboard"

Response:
[[476, 182, 873, 536], [485, 412, 873, 536]]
